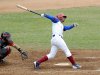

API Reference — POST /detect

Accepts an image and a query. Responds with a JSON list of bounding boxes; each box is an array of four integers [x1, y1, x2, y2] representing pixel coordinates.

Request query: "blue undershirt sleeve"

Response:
[[63, 24, 74, 31], [44, 14, 59, 23]]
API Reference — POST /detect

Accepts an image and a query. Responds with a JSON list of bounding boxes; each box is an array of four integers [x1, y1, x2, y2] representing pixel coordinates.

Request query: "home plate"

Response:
[[54, 63, 70, 66]]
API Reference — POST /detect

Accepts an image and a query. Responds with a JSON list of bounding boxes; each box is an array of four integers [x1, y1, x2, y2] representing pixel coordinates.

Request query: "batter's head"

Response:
[[1, 32, 11, 41], [56, 13, 67, 22]]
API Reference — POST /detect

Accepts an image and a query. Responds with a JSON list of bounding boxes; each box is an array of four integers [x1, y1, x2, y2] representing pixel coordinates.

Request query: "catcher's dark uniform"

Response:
[[0, 38, 14, 60], [0, 32, 28, 62]]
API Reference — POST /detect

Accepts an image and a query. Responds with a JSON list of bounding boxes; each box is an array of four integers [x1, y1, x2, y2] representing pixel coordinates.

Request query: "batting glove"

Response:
[[41, 14, 45, 17], [73, 23, 79, 27]]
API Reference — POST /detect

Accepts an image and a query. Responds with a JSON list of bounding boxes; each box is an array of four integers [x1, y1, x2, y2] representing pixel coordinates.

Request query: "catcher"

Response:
[[0, 32, 28, 63]]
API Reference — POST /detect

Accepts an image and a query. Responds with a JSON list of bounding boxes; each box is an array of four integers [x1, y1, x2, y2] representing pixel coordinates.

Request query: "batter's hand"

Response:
[[41, 13, 45, 17], [73, 23, 79, 27], [21, 51, 28, 60]]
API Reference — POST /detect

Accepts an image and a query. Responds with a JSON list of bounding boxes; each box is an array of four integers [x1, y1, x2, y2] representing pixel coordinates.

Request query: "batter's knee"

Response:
[[65, 51, 72, 57], [47, 53, 56, 59]]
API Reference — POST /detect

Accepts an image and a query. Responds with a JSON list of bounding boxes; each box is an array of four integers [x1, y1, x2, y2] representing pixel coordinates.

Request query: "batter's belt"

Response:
[[52, 34, 63, 38]]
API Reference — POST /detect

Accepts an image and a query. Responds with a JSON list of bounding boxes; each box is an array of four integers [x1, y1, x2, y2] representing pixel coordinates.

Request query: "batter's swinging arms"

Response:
[[34, 13, 81, 69]]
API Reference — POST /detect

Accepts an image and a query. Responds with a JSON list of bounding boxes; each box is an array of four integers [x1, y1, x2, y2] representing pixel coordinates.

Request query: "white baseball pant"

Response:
[[47, 35, 72, 59]]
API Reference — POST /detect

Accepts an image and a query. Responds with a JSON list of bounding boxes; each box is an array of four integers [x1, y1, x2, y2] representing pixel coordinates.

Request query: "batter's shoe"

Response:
[[72, 64, 82, 69], [33, 61, 40, 69]]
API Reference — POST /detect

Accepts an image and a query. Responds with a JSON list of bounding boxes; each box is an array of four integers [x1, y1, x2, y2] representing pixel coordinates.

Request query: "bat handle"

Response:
[[28, 10, 41, 16]]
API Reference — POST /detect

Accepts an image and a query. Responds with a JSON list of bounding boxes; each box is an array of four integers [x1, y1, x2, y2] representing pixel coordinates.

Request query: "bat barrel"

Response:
[[16, 4, 41, 16], [16, 4, 28, 10]]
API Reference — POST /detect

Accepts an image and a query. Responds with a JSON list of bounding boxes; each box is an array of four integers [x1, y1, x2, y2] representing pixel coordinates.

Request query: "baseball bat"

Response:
[[16, 4, 41, 16]]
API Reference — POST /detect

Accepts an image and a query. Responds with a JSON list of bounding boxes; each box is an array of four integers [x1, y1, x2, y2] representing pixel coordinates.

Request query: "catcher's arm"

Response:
[[12, 44, 28, 60]]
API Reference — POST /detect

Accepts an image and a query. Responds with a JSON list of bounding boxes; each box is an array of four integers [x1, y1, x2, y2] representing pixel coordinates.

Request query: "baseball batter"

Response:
[[0, 32, 28, 63], [34, 13, 81, 69]]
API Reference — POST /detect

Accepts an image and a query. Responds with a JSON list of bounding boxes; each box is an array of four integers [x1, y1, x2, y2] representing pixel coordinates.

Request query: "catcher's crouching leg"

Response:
[[0, 47, 11, 60]]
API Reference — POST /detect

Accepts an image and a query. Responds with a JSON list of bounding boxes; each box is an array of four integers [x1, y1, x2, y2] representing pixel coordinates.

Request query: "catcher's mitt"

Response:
[[21, 51, 28, 60]]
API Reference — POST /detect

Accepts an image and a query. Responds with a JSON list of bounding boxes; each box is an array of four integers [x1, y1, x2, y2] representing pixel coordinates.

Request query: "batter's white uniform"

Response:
[[34, 14, 81, 69], [41, 14, 75, 59]]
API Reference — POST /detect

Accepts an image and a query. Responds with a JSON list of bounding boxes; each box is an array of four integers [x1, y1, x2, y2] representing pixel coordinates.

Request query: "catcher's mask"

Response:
[[1, 32, 11, 41]]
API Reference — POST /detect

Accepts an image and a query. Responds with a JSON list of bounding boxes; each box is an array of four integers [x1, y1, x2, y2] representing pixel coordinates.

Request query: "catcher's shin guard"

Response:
[[0, 47, 11, 60]]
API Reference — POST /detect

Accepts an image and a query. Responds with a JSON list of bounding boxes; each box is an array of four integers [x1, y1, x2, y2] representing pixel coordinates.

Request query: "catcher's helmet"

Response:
[[1, 32, 11, 41]]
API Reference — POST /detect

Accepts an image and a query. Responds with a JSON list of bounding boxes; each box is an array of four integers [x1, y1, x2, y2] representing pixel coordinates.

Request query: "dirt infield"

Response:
[[0, 0, 100, 13], [0, 50, 100, 75], [0, 0, 100, 75]]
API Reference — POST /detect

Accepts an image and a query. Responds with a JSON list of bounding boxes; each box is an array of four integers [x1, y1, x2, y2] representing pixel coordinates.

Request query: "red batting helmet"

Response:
[[56, 13, 67, 19]]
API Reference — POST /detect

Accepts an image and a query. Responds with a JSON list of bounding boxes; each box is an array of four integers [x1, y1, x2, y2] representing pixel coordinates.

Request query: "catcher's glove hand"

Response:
[[21, 51, 28, 60]]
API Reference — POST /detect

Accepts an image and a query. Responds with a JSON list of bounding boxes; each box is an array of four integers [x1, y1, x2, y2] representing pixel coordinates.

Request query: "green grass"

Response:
[[0, 6, 100, 50]]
